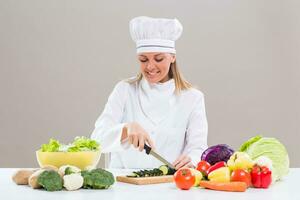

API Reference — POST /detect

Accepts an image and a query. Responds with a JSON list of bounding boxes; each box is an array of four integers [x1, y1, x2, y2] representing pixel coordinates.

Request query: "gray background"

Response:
[[0, 0, 299, 168]]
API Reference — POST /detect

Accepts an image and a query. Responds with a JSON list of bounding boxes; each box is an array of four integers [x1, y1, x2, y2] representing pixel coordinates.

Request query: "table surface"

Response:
[[1, 168, 299, 200]]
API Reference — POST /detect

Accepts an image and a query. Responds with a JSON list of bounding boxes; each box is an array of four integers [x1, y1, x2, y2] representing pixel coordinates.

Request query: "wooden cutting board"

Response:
[[116, 175, 174, 185]]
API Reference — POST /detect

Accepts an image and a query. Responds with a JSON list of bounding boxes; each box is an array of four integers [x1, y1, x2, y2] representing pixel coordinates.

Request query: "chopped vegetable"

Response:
[[37, 170, 63, 191], [201, 144, 234, 165], [159, 165, 169, 175], [199, 181, 247, 192], [158, 165, 176, 175], [81, 168, 114, 189], [239, 135, 289, 181], [127, 168, 164, 178], [126, 165, 176, 178]]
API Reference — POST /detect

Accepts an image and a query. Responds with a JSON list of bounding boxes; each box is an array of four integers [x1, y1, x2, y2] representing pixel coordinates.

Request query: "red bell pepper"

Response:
[[251, 165, 272, 188], [207, 161, 226, 175]]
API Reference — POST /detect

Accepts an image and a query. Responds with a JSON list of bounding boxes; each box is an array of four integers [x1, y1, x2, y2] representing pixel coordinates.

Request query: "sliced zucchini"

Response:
[[127, 167, 166, 178], [159, 165, 169, 175], [158, 165, 176, 175], [126, 172, 139, 178], [167, 167, 176, 175]]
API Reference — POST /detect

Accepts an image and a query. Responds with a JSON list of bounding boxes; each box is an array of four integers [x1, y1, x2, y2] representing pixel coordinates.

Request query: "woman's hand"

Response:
[[172, 154, 194, 170], [121, 122, 155, 151]]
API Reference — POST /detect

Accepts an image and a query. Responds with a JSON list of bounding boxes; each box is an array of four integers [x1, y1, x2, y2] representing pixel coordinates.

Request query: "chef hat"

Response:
[[129, 16, 183, 54]]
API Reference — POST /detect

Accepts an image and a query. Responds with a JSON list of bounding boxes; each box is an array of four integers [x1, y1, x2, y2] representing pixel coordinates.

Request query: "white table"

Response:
[[1, 168, 299, 200]]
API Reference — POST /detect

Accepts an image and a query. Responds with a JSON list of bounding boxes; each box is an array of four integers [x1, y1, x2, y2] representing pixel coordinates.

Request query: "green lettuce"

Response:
[[39, 137, 100, 152], [239, 135, 289, 181], [41, 139, 60, 152], [67, 136, 100, 152]]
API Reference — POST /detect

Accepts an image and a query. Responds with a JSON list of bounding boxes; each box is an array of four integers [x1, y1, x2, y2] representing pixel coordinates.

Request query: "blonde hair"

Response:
[[126, 61, 192, 93]]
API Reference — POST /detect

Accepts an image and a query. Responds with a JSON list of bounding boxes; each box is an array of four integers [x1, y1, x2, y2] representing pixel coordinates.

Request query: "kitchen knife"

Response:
[[144, 144, 175, 169]]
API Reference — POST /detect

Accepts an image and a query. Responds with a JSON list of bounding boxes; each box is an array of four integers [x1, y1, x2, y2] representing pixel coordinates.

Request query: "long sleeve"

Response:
[[183, 92, 208, 166], [91, 81, 129, 153]]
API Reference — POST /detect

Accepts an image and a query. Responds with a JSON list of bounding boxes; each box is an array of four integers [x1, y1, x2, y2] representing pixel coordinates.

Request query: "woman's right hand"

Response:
[[121, 122, 155, 152]]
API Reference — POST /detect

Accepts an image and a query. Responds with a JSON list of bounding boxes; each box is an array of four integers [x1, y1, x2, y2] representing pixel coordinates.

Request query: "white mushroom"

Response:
[[63, 173, 84, 191]]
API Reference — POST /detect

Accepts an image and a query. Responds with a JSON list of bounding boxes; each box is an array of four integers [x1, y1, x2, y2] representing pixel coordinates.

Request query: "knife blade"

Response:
[[144, 144, 175, 169]]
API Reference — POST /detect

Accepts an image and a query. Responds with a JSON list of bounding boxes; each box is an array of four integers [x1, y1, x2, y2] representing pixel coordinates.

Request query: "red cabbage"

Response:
[[201, 144, 234, 165]]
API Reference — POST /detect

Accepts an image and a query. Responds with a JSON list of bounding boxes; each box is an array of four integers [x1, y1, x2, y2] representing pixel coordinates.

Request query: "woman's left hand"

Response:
[[172, 154, 194, 170]]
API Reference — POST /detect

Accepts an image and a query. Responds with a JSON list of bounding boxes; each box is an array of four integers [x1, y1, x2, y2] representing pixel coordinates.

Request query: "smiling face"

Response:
[[138, 52, 176, 84]]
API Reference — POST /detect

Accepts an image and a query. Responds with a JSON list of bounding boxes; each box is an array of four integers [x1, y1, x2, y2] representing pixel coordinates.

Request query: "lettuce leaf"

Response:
[[239, 135, 262, 152], [39, 137, 100, 152], [40, 139, 60, 152], [67, 137, 100, 152]]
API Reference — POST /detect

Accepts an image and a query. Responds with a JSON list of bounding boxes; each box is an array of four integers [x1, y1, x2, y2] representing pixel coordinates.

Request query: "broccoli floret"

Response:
[[37, 170, 63, 191], [81, 168, 114, 189]]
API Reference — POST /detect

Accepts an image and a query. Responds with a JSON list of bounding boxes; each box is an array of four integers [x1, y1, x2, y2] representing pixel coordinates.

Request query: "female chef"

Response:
[[91, 16, 208, 170]]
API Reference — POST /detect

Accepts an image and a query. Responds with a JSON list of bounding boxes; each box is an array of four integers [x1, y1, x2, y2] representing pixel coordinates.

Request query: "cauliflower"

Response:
[[254, 156, 273, 170], [58, 165, 81, 176], [63, 173, 84, 191]]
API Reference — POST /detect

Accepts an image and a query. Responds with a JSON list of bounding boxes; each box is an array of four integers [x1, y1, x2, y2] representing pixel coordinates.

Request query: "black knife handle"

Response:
[[144, 143, 151, 154]]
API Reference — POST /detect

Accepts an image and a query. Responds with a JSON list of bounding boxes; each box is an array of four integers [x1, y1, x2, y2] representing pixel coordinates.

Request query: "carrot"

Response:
[[199, 181, 247, 192]]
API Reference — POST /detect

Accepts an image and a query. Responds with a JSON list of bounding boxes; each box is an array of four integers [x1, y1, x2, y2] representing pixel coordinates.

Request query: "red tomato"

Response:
[[196, 161, 211, 176], [231, 169, 252, 188], [173, 168, 195, 190]]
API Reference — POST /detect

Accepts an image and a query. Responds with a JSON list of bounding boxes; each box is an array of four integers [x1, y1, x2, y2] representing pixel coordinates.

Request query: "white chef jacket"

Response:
[[91, 77, 208, 168]]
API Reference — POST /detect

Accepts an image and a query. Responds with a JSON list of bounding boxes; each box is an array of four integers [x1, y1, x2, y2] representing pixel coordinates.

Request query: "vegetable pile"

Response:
[[173, 135, 290, 192], [12, 165, 115, 191], [40, 137, 100, 152]]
